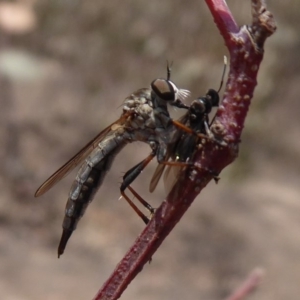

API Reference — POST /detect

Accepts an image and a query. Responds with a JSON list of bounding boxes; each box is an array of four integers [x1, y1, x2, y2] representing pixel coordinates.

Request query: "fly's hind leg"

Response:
[[120, 151, 156, 224]]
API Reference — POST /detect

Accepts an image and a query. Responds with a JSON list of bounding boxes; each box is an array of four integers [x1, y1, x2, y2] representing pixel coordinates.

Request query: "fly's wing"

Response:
[[163, 164, 182, 193], [35, 113, 131, 197], [149, 112, 189, 193], [163, 133, 199, 193], [151, 158, 182, 193], [149, 154, 169, 193]]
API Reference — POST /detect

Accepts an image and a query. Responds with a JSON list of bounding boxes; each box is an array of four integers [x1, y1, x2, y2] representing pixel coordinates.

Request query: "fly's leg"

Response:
[[172, 120, 206, 139], [128, 185, 155, 218], [193, 162, 220, 183], [159, 158, 220, 183], [172, 120, 228, 147], [120, 191, 150, 224], [120, 151, 156, 224], [127, 185, 154, 215], [158, 160, 193, 168], [170, 99, 189, 109]]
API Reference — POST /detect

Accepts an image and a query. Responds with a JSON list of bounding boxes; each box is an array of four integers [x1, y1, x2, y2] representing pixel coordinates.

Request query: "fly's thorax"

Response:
[[122, 87, 156, 131], [111, 123, 126, 134], [126, 101, 156, 131], [123, 88, 152, 113]]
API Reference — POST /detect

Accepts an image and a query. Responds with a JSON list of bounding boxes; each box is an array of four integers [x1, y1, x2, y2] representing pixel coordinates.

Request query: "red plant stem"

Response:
[[205, 0, 239, 37], [225, 268, 264, 300], [93, 1, 276, 299]]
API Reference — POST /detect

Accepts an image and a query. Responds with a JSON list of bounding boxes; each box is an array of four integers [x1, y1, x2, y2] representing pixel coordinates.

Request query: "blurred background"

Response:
[[0, 0, 299, 299]]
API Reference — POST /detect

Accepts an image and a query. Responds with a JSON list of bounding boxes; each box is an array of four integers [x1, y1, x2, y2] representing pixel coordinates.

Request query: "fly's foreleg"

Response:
[[172, 119, 228, 147], [159, 158, 220, 184], [120, 151, 156, 224], [172, 120, 207, 140]]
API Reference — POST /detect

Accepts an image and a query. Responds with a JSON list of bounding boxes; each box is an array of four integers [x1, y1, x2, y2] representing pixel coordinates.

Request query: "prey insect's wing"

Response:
[[35, 113, 131, 197]]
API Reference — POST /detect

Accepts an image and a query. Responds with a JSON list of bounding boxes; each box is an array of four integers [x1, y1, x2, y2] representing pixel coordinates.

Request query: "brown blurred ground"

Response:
[[0, 1, 299, 299]]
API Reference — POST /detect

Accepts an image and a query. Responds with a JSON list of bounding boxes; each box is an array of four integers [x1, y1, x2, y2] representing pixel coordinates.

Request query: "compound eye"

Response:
[[151, 79, 175, 101]]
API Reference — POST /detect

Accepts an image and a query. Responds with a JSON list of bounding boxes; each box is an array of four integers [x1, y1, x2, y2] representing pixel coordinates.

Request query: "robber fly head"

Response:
[[151, 62, 190, 107]]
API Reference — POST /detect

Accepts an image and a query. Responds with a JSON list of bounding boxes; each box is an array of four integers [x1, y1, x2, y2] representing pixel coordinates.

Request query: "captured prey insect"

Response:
[[149, 56, 228, 193], [35, 68, 207, 257]]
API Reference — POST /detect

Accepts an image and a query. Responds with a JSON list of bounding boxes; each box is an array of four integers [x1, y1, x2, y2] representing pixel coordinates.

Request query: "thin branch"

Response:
[[93, 1, 276, 299], [225, 268, 264, 300], [205, 0, 239, 40]]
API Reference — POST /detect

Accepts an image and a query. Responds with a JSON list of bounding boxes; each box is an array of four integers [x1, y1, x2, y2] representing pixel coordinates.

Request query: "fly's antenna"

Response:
[[166, 60, 173, 81], [207, 56, 228, 126], [216, 56, 227, 93]]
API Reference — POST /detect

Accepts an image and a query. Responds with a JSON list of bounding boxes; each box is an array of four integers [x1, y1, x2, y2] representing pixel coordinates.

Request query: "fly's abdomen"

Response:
[[64, 163, 106, 230], [58, 133, 128, 257]]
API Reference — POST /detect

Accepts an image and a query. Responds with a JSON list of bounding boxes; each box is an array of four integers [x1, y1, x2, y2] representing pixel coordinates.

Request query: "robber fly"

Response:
[[149, 57, 228, 192], [35, 67, 204, 257]]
